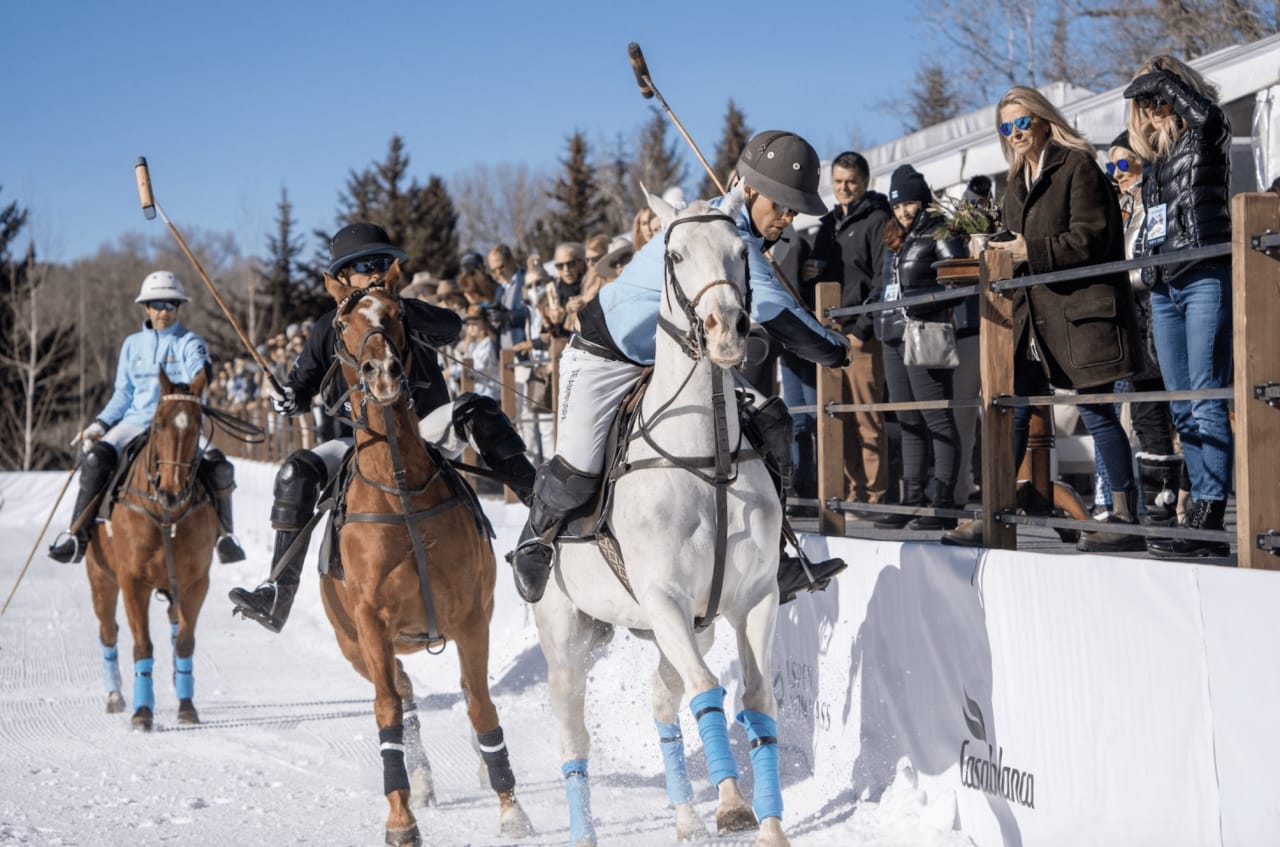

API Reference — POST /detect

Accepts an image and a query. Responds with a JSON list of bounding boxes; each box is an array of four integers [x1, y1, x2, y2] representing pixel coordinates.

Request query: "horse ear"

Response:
[[384, 260, 404, 296], [158, 367, 173, 394], [642, 181, 678, 229], [323, 272, 347, 303], [719, 185, 747, 219], [190, 367, 208, 398]]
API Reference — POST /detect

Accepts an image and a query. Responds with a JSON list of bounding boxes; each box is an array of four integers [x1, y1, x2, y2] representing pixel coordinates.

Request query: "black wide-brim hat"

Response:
[[328, 222, 408, 275]]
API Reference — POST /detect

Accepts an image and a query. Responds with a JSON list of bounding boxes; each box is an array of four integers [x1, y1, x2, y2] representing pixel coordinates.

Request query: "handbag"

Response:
[[902, 314, 959, 369]]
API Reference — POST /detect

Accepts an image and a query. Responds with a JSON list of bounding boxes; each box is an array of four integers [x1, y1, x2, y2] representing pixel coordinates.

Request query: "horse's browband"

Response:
[[159, 394, 201, 403]]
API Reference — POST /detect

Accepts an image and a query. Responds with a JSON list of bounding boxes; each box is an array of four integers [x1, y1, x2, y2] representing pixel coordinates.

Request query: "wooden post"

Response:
[[500, 347, 519, 503], [979, 250, 1018, 549], [814, 282, 846, 538], [1232, 193, 1280, 569], [459, 360, 479, 480]]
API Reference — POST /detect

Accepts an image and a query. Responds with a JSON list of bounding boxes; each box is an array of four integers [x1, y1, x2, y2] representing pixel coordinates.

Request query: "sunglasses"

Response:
[[1135, 93, 1169, 111], [998, 115, 1034, 137], [770, 201, 800, 218], [1105, 158, 1135, 176], [554, 260, 581, 270], [345, 256, 394, 275], [146, 300, 179, 312]]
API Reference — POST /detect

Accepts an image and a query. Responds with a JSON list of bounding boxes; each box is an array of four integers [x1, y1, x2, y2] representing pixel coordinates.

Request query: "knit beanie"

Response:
[[889, 164, 932, 206]]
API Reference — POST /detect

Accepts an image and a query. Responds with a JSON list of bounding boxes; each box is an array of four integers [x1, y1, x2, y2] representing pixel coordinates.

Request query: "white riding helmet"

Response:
[[136, 271, 190, 304]]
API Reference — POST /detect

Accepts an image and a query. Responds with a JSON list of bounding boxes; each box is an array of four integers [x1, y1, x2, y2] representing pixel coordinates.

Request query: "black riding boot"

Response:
[[453, 392, 537, 505], [199, 448, 246, 564], [875, 479, 924, 529], [777, 550, 847, 605], [49, 442, 117, 564], [506, 457, 599, 603], [228, 449, 327, 632]]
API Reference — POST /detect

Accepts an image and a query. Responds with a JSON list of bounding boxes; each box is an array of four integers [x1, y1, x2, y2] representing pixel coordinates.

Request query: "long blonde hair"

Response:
[[996, 86, 1095, 181], [1126, 55, 1219, 163]]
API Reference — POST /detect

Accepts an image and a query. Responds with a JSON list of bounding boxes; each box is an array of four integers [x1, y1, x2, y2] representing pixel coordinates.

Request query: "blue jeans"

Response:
[[1150, 265, 1233, 500]]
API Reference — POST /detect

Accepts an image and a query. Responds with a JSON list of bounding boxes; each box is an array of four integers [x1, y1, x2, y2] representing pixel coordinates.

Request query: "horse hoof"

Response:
[[105, 692, 126, 714], [675, 804, 708, 842], [131, 707, 154, 733], [499, 801, 535, 838], [177, 699, 199, 724], [384, 824, 420, 846], [754, 816, 790, 847], [716, 805, 758, 834]]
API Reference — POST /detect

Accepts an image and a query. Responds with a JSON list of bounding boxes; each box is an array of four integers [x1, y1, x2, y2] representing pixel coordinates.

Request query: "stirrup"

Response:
[[228, 582, 289, 633], [48, 531, 85, 564]]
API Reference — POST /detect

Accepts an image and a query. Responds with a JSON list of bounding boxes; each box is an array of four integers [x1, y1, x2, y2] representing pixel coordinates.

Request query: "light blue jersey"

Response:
[[97, 321, 210, 429]]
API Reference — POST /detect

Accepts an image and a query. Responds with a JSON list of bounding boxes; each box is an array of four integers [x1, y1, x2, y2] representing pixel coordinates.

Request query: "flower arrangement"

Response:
[[929, 195, 1000, 240]]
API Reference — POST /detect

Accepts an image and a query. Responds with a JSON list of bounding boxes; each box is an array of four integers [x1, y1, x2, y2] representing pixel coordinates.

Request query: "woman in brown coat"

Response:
[[988, 85, 1143, 552]]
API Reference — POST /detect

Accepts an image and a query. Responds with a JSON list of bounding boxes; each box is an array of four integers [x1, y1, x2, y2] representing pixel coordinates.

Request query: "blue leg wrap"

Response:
[[655, 720, 693, 805], [562, 758, 594, 845], [379, 725, 410, 795], [133, 657, 155, 712], [174, 654, 194, 700], [737, 709, 782, 822], [100, 641, 122, 695], [690, 687, 738, 786], [169, 622, 178, 649]]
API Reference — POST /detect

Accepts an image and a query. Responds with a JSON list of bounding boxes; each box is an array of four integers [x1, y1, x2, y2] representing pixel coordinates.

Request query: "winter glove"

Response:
[[1123, 71, 1169, 100], [271, 386, 299, 416], [72, 420, 107, 452]]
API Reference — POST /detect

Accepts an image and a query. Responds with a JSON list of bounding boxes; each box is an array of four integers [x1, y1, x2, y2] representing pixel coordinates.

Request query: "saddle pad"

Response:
[[97, 433, 151, 522]]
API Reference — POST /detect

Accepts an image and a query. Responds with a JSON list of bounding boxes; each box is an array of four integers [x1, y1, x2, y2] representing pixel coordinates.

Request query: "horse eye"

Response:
[[670, 251, 683, 264]]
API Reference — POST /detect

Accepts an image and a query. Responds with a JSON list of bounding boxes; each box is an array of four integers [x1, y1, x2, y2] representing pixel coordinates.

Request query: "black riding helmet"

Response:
[[327, 222, 408, 275], [735, 130, 827, 216]]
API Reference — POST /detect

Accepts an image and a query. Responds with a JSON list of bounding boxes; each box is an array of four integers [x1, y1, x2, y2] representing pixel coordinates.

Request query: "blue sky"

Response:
[[2, 1, 926, 263]]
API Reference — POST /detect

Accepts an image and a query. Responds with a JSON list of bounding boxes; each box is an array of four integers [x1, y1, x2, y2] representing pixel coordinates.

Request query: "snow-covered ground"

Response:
[[0, 463, 974, 846]]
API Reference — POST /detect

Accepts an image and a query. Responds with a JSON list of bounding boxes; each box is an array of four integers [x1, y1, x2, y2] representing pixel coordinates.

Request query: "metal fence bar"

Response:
[[990, 242, 1232, 292], [993, 388, 1233, 407], [826, 397, 984, 414]]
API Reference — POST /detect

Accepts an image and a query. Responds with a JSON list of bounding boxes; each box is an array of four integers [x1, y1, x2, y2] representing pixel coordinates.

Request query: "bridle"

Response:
[[326, 283, 415, 432], [657, 211, 751, 361], [139, 393, 206, 514]]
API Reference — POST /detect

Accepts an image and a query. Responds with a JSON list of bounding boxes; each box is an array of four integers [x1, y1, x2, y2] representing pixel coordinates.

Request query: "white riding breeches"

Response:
[[554, 344, 644, 476], [307, 400, 467, 479], [102, 423, 146, 453]]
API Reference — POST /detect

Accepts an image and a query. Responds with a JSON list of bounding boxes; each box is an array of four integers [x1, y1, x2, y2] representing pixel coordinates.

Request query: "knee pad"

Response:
[[742, 396, 794, 487], [529, 457, 600, 531], [270, 449, 328, 530], [81, 442, 119, 491], [453, 392, 526, 464], [198, 448, 236, 491]]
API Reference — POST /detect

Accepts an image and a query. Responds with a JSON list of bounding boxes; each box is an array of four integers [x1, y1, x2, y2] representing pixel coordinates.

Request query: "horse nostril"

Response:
[[705, 313, 719, 331], [361, 361, 378, 379], [736, 313, 750, 336], [388, 360, 402, 379]]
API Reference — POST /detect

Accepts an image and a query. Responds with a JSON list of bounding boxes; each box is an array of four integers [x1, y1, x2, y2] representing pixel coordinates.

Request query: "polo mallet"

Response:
[[134, 157, 284, 396], [626, 43, 807, 305], [1, 458, 81, 619]]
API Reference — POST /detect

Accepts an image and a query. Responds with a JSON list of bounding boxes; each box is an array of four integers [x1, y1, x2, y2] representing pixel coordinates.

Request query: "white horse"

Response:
[[534, 191, 790, 847]]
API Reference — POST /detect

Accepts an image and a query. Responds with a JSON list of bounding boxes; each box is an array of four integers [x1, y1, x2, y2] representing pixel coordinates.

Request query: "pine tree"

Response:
[[418, 176, 460, 279], [632, 107, 688, 209], [544, 131, 609, 245], [256, 187, 322, 334], [904, 63, 964, 133], [699, 100, 751, 200]]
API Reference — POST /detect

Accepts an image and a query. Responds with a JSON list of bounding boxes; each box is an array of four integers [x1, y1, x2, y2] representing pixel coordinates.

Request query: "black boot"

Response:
[[875, 480, 923, 529], [907, 480, 958, 531], [49, 442, 117, 564], [1134, 452, 1182, 526], [228, 531, 303, 632], [228, 449, 326, 632], [777, 553, 846, 604], [490, 454, 536, 507], [453, 392, 536, 505], [1148, 499, 1231, 558], [1076, 488, 1147, 553], [200, 449, 246, 564], [504, 457, 599, 603]]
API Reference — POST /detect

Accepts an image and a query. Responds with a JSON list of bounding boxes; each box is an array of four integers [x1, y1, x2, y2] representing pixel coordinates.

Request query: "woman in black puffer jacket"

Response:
[[872, 164, 967, 530], [1124, 55, 1233, 558]]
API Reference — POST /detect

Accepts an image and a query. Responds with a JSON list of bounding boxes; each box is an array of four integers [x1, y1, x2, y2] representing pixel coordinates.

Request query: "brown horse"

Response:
[[85, 369, 218, 732], [317, 267, 532, 847]]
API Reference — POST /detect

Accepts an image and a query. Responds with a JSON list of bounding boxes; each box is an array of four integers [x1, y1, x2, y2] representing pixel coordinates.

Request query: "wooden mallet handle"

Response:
[[135, 157, 156, 220], [628, 43, 655, 99]]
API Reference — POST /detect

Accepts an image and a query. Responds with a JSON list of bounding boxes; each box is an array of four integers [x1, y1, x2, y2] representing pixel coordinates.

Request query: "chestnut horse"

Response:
[[85, 369, 218, 732], [317, 268, 532, 847]]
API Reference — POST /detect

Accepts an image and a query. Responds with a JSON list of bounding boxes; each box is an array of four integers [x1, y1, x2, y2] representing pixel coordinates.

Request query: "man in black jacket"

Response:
[[805, 151, 891, 506], [229, 223, 537, 632]]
